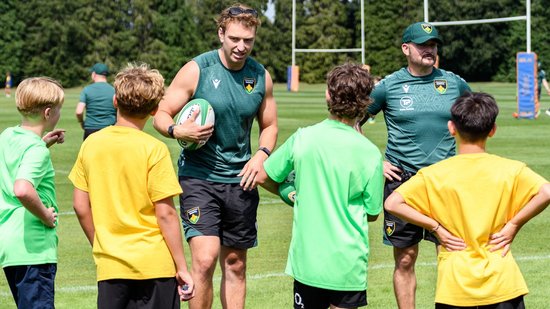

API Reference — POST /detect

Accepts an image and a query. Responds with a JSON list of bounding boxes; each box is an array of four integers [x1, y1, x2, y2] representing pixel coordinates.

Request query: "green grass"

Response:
[[1, 82, 550, 308]]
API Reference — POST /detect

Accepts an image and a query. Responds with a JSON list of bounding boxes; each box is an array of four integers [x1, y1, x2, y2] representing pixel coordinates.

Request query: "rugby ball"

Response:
[[174, 98, 215, 150], [278, 170, 296, 207]]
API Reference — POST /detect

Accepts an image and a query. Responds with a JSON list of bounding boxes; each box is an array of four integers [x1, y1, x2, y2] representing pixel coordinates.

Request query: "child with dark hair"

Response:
[[385, 92, 550, 308], [257, 62, 384, 309]]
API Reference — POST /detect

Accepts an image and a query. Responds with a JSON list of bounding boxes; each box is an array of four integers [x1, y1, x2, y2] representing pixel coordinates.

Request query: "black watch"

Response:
[[167, 124, 176, 138]]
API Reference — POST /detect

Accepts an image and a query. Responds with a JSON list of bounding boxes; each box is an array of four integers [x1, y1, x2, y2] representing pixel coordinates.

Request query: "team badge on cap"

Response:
[[243, 77, 256, 94], [385, 220, 396, 236], [187, 207, 200, 224], [421, 24, 433, 34], [434, 79, 448, 94]]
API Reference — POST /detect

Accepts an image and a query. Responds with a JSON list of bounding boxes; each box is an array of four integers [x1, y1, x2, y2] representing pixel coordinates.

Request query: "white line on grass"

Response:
[[3, 254, 550, 297]]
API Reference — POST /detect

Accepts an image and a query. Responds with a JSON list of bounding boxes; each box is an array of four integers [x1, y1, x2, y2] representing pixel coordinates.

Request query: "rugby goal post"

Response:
[[289, 0, 365, 92], [423, 0, 538, 119]]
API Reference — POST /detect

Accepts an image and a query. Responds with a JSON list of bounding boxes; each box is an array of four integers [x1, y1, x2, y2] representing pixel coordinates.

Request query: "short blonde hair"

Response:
[[114, 63, 165, 119], [217, 3, 261, 33], [16, 77, 64, 117]]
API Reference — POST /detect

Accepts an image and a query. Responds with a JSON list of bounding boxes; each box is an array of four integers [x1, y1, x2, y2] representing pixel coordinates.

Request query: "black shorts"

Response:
[[97, 277, 179, 309], [435, 295, 525, 309], [383, 172, 439, 248], [179, 176, 260, 249], [293, 280, 367, 309]]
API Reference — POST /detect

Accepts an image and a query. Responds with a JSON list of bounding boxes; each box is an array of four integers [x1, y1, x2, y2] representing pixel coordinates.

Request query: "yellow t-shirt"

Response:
[[69, 126, 183, 281], [397, 153, 548, 306]]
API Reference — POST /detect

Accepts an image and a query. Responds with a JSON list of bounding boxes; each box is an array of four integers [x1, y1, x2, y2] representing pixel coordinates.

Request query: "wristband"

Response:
[[430, 223, 440, 233], [167, 124, 176, 138], [258, 146, 271, 157]]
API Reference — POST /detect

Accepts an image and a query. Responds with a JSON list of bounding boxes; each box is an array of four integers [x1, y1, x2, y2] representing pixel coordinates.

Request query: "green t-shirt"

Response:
[[178, 50, 266, 183], [79, 82, 116, 129], [264, 119, 384, 290], [0, 126, 58, 267], [368, 67, 470, 173]]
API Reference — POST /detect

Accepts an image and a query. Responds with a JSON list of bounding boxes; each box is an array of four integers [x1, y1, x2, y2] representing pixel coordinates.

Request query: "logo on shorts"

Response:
[[385, 220, 396, 236], [434, 79, 447, 94], [187, 207, 200, 224], [243, 77, 256, 94], [294, 292, 305, 309]]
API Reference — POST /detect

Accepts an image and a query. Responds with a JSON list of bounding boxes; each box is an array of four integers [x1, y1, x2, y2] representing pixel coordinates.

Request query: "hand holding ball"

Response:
[[174, 99, 215, 150]]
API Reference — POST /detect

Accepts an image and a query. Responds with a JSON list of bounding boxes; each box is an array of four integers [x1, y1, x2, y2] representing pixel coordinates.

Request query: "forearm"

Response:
[[156, 199, 189, 272], [153, 110, 175, 137], [257, 125, 277, 153], [509, 183, 550, 228], [14, 180, 52, 223], [73, 188, 94, 245], [384, 192, 439, 231]]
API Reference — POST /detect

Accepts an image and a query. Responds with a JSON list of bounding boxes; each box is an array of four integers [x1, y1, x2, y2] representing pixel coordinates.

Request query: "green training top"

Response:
[[264, 119, 384, 290], [178, 50, 266, 183], [368, 67, 470, 173], [0, 126, 58, 267], [79, 82, 116, 129]]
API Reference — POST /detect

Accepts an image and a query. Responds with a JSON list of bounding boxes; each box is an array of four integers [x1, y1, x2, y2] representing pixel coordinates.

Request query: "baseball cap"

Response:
[[89, 63, 109, 75], [402, 22, 442, 44]]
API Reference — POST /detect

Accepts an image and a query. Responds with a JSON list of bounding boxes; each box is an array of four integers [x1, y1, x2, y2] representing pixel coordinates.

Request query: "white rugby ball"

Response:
[[174, 98, 215, 150]]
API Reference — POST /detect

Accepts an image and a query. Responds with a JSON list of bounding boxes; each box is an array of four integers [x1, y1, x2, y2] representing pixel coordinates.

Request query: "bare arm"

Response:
[[73, 188, 94, 245], [14, 179, 57, 228], [153, 61, 213, 143], [155, 197, 194, 301], [43, 129, 65, 148], [239, 70, 278, 190], [489, 183, 550, 256], [385, 191, 466, 251], [255, 166, 280, 196], [76, 103, 86, 129]]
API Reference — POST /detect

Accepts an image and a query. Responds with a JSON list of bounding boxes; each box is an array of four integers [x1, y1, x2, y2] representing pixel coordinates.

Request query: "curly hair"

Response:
[[217, 3, 261, 33], [16, 77, 64, 117], [326, 63, 374, 120], [114, 63, 165, 119]]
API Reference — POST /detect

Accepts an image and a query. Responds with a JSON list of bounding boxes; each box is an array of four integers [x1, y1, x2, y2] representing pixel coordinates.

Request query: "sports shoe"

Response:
[[546, 109, 550, 117]]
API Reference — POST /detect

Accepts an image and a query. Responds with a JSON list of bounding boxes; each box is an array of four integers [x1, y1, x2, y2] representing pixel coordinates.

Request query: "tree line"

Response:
[[1, 0, 548, 88]]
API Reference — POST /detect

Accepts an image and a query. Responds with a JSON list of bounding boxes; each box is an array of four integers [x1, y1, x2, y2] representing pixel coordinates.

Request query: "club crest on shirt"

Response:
[[422, 24, 433, 34], [187, 207, 200, 224], [434, 79, 447, 94], [243, 77, 256, 94], [385, 220, 396, 236]]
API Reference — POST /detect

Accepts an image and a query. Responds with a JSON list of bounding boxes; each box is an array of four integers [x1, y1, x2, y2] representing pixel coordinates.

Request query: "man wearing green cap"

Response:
[[361, 22, 471, 308], [76, 63, 116, 140]]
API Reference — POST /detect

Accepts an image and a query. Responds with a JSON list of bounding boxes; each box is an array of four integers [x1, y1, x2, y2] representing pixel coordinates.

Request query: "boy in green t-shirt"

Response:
[[385, 92, 550, 308], [0, 77, 65, 308], [69, 63, 194, 308], [258, 62, 384, 309]]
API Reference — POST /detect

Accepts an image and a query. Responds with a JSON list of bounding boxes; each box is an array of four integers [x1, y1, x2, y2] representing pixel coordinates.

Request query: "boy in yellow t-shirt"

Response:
[[69, 64, 194, 308], [385, 92, 550, 308]]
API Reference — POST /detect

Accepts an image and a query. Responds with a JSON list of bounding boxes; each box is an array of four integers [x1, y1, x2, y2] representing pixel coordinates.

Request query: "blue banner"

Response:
[[516, 52, 537, 119]]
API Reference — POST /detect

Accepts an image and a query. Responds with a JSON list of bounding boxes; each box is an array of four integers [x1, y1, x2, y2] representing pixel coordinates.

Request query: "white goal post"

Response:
[[423, 0, 531, 52]]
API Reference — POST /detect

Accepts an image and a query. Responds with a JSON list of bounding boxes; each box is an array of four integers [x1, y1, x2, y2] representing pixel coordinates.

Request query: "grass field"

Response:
[[1, 82, 550, 308]]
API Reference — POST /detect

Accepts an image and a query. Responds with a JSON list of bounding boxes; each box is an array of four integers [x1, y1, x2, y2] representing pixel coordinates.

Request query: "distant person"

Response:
[[76, 62, 116, 140], [360, 22, 471, 308], [385, 91, 550, 308], [5, 71, 12, 97], [69, 64, 194, 308], [537, 61, 550, 116], [0, 77, 65, 309], [257, 62, 384, 309], [153, 4, 277, 309]]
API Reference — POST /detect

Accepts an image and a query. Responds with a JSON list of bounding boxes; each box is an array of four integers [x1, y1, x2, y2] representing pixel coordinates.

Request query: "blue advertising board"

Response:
[[516, 52, 538, 119]]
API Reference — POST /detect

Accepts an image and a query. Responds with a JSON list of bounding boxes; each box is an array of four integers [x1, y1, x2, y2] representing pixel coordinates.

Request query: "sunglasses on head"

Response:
[[228, 7, 258, 17]]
